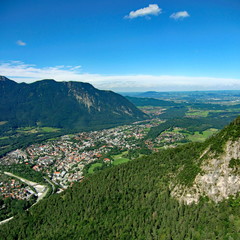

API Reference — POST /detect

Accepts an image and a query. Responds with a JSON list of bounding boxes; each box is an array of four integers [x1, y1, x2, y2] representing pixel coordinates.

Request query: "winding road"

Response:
[[0, 172, 50, 225]]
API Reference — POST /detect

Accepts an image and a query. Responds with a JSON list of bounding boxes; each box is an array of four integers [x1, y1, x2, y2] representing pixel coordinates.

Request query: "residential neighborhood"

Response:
[[0, 174, 36, 200], [0, 119, 186, 199]]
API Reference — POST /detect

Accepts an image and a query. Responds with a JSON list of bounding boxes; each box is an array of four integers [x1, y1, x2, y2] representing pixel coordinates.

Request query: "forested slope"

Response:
[[0, 76, 146, 130]]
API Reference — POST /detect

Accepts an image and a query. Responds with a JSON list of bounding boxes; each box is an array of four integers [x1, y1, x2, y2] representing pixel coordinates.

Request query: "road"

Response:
[[4, 172, 49, 203], [0, 217, 13, 226], [44, 177, 55, 194], [0, 172, 50, 225]]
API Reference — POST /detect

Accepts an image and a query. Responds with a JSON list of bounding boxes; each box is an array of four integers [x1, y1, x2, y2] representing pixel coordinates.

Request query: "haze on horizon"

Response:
[[0, 0, 240, 92]]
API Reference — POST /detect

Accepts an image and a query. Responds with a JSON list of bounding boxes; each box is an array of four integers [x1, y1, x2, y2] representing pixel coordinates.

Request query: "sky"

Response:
[[0, 0, 240, 91]]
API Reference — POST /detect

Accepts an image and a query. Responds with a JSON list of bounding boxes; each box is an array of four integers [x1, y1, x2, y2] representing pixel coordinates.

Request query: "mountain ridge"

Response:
[[0, 76, 147, 130]]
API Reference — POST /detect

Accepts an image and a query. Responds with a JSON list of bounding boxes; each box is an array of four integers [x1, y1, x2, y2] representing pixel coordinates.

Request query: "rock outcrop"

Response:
[[171, 139, 240, 204]]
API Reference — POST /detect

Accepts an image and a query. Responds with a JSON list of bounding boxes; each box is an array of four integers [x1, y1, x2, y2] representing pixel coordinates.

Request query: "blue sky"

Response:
[[0, 0, 240, 91]]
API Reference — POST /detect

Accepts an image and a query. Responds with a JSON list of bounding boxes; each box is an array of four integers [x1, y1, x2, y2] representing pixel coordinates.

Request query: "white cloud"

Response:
[[125, 4, 162, 19], [0, 61, 240, 92], [16, 40, 27, 46], [170, 11, 190, 20]]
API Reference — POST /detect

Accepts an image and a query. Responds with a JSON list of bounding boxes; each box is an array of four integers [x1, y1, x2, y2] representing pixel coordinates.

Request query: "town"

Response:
[[0, 174, 36, 201], [0, 119, 187, 201]]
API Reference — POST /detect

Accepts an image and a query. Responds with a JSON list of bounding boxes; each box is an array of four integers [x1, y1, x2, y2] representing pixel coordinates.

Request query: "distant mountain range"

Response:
[[126, 96, 179, 107], [0, 76, 147, 130], [122, 90, 240, 102]]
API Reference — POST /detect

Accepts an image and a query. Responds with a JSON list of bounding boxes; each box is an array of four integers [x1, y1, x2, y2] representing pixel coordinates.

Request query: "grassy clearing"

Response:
[[48, 138, 59, 141], [112, 151, 130, 166], [0, 136, 9, 140], [171, 128, 185, 133], [186, 109, 209, 117], [0, 145, 10, 149], [0, 121, 7, 126], [112, 158, 129, 166], [41, 127, 60, 132], [17, 127, 38, 133], [88, 163, 103, 174], [187, 129, 218, 142], [144, 128, 151, 133], [88, 152, 131, 174], [17, 127, 60, 133], [186, 109, 239, 118], [163, 127, 218, 143]]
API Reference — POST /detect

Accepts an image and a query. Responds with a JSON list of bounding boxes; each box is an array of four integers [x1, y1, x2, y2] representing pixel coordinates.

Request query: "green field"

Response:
[[48, 137, 59, 141], [0, 136, 9, 140], [186, 109, 209, 117], [87, 151, 130, 174], [88, 163, 103, 174], [187, 129, 218, 142], [163, 127, 218, 143], [112, 158, 129, 166], [186, 109, 239, 118], [112, 151, 130, 166], [17, 127, 38, 133], [41, 127, 60, 132], [144, 127, 151, 133], [17, 127, 60, 133]]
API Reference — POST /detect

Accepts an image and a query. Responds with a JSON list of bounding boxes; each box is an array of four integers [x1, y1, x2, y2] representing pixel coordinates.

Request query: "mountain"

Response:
[[136, 91, 160, 98], [125, 96, 179, 107], [1, 117, 240, 239], [171, 116, 240, 204], [0, 76, 147, 130]]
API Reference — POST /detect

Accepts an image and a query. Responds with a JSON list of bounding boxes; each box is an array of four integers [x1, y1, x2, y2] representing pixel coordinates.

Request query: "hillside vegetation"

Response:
[[0, 76, 146, 130], [0, 118, 240, 239]]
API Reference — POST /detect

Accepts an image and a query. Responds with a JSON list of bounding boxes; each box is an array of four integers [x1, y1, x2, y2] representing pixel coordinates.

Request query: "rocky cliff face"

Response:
[[66, 81, 138, 116], [171, 139, 240, 204]]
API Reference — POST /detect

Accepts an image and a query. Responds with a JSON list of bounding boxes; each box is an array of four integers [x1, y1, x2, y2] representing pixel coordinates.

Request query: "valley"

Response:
[[0, 116, 240, 239], [0, 87, 240, 239], [1, 0, 240, 238]]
